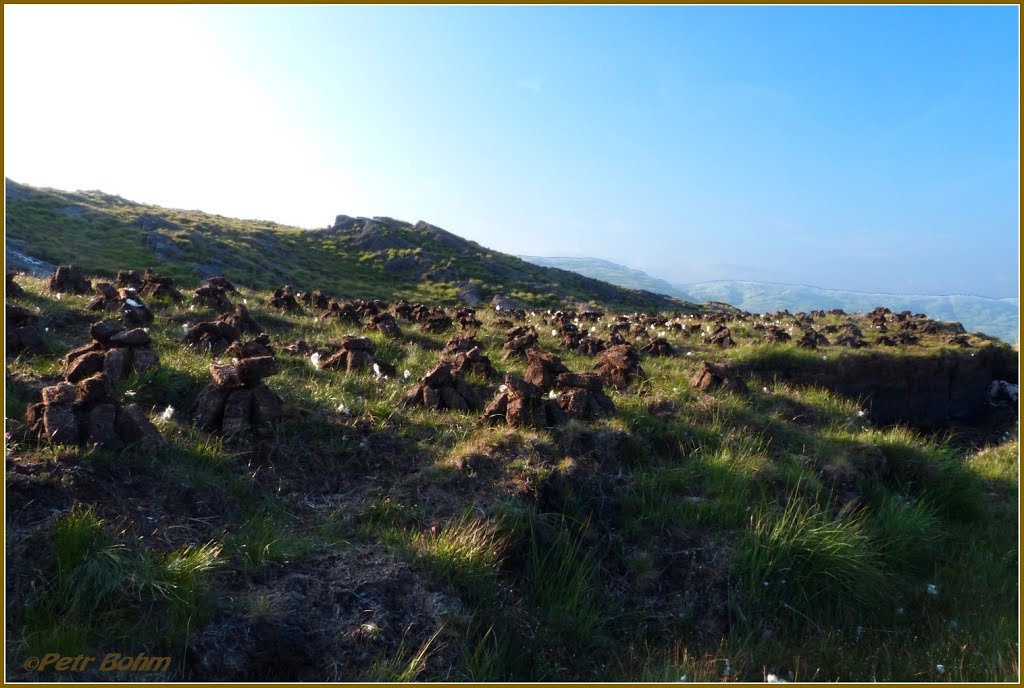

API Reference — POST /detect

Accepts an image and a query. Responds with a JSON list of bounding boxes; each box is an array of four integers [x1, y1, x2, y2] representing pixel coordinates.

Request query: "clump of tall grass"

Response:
[[412, 512, 508, 603], [736, 490, 891, 629]]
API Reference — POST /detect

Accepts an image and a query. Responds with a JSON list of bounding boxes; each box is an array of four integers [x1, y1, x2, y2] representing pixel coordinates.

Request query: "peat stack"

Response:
[[268, 285, 303, 312], [366, 312, 403, 338], [503, 326, 539, 361], [86, 284, 154, 325], [761, 326, 791, 344], [48, 265, 92, 294], [707, 325, 736, 348], [25, 373, 163, 449], [640, 337, 676, 357], [194, 277, 235, 313], [690, 361, 748, 395], [403, 362, 483, 411], [6, 304, 48, 355], [523, 349, 570, 391], [552, 372, 615, 420], [63, 320, 160, 383], [191, 351, 286, 436], [182, 307, 262, 355], [796, 329, 830, 350], [420, 312, 454, 334], [593, 344, 646, 390], [318, 301, 362, 324], [138, 269, 184, 301], [481, 375, 566, 428], [319, 336, 383, 373]]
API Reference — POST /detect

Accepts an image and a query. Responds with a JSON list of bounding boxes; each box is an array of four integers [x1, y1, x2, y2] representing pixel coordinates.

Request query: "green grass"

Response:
[[5, 204, 1018, 682]]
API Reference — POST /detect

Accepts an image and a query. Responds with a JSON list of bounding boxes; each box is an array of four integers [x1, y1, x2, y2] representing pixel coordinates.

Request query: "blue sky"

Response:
[[4, 5, 1019, 297]]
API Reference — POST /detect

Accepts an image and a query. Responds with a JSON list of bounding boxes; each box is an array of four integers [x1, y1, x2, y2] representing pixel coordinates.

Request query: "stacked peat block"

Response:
[[192, 352, 286, 436], [551, 371, 616, 420], [640, 337, 676, 357], [6, 304, 49, 354], [420, 311, 454, 334], [834, 328, 867, 348], [593, 344, 646, 390], [575, 336, 607, 356], [319, 336, 376, 373], [366, 312, 403, 339], [299, 290, 331, 310], [225, 334, 275, 359], [268, 285, 303, 312], [442, 332, 496, 378], [48, 265, 92, 294], [455, 308, 482, 331], [481, 375, 566, 428], [86, 284, 155, 325], [137, 269, 184, 301], [707, 325, 736, 348], [393, 300, 414, 320], [182, 306, 264, 355], [796, 328, 830, 349], [404, 362, 484, 411], [503, 326, 539, 361], [690, 362, 748, 394], [523, 348, 570, 390], [761, 326, 791, 344], [25, 375, 163, 449], [7, 273, 26, 298], [115, 269, 144, 289], [946, 334, 973, 348], [521, 348, 615, 420], [194, 277, 236, 312], [354, 299, 387, 318], [64, 320, 160, 383], [318, 301, 362, 324]]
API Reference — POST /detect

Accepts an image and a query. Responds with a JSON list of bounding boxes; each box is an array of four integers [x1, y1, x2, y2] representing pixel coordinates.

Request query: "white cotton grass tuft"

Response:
[[126, 298, 143, 308], [499, 384, 508, 393], [55, 292, 63, 301], [372, 362, 382, 379], [310, 352, 322, 370], [182, 324, 189, 333], [935, 664, 945, 675], [767, 674, 788, 683], [403, 369, 412, 380], [160, 406, 175, 422], [336, 403, 352, 416], [927, 583, 939, 596], [551, 329, 558, 337]]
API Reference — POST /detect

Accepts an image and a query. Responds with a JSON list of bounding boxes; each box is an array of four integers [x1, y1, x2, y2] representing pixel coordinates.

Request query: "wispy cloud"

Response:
[[516, 78, 542, 94]]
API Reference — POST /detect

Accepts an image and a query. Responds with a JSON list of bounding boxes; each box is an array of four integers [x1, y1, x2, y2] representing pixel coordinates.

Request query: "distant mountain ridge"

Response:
[[520, 256, 1019, 343]]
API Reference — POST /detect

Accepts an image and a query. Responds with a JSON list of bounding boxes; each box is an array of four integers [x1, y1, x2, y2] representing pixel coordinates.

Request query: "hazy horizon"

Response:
[[4, 5, 1019, 299]]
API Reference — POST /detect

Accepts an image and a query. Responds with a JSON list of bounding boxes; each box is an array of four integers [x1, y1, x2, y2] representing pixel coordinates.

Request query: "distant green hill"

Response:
[[3, 179, 693, 313], [519, 256, 1019, 343]]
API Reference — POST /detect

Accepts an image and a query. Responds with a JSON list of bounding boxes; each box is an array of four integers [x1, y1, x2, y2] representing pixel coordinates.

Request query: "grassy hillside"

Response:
[[4, 179, 690, 313], [4, 260, 1018, 681]]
